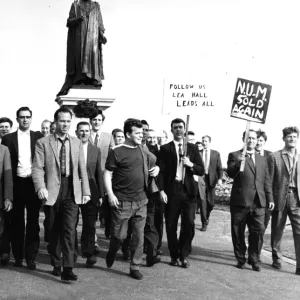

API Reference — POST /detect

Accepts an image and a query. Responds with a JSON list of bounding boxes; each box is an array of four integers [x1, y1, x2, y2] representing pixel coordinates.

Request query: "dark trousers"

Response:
[[165, 182, 196, 261], [0, 209, 12, 254], [199, 176, 214, 226], [230, 205, 265, 264], [154, 194, 165, 250], [11, 177, 41, 261], [109, 199, 147, 271], [258, 209, 272, 255], [44, 177, 78, 268], [144, 195, 159, 263]]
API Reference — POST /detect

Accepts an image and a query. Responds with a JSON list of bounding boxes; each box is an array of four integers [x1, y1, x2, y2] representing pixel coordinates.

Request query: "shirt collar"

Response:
[[18, 129, 30, 135], [54, 133, 69, 141], [91, 130, 101, 138], [173, 140, 183, 147], [282, 148, 297, 157]]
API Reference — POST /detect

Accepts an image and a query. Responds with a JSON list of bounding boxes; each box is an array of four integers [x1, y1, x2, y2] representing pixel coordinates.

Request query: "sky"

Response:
[[1, 0, 300, 163]]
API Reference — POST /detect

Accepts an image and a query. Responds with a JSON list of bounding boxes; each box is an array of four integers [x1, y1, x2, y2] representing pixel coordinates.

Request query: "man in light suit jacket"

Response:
[[267, 126, 300, 275], [2, 107, 43, 269], [158, 118, 204, 268], [32, 106, 90, 282], [227, 130, 274, 272], [199, 135, 223, 231], [0, 144, 13, 265], [76, 121, 104, 267]]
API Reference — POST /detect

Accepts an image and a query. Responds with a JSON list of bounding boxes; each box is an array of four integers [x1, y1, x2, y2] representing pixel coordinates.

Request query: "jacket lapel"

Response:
[[87, 143, 92, 167], [281, 151, 290, 173], [30, 131, 35, 159], [12, 131, 18, 155], [49, 135, 59, 166], [246, 155, 255, 174], [171, 141, 177, 167]]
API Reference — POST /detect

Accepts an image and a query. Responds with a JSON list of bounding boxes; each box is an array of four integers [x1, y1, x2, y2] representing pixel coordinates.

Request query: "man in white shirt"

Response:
[[1, 107, 43, 269]]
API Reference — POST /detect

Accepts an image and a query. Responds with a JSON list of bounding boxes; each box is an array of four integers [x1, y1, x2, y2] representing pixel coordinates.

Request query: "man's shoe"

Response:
[[130, 270, 143, 280], [106, 250, 116, 268], [26, 260, 37, 270], [251, 262, 261, 272], [257, 256, 262, 263], [146, 255, 161, 267], [86, 255, 97, 268], [170, 258, 179, 266], [52, 267, 62, 276], [272, 260, 282, 270], [14, 259, 23, 267], [295, 268, 300, 275], [0, 253, 10, 266], [236, 261, 245, 269], [93, 245, 101, 255], [200, 225, 207, 232], [61, 269, 78, 281], [181, 259, 190, 268], [157, 249, 163, 256]]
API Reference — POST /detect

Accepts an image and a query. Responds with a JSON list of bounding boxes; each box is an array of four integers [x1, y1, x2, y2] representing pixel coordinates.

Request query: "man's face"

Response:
[[90, 114, 103, 132], [197, 143, 203, 151], [188, 135, 195, 144], [0, 122, 11, 137], [147, 131, 158, 146], [171, 122, 185, 141], [114, 132, 125, 145], [158, 133, 167, 145], [127, 126, 143, 145], [76, 124, 90, 144], [255, 136, 266, 152], [202, 137, 210, 149], [283, 132, 298, 150], [55, 112, 71, 136], [245, 131, 257, 151], [142, 124, 149, 141], [50, 123, 56, 134], [41, 122, 50, 137], [17, 110, 32, 131]]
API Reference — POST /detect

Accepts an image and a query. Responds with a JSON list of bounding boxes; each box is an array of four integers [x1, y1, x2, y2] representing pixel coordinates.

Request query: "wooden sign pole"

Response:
[[240, 120, 251, 172], [182, 114, 190, 183]]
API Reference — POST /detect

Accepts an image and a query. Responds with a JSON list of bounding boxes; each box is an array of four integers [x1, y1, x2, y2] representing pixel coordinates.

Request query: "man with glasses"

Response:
[[1, 107, 43, 269]]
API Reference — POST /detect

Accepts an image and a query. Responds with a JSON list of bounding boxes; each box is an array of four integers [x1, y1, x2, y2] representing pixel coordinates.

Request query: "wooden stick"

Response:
[[240, 120, 251, 172], [74, 0, 78, 17], [182, 115, 190, 183]]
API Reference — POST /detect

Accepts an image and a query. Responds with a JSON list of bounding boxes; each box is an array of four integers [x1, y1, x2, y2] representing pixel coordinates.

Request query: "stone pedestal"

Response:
[[55, 88, 116, 136]]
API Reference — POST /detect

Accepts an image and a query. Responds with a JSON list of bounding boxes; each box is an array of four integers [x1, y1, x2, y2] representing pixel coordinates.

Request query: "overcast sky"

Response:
[[1, 0, 299, 163]]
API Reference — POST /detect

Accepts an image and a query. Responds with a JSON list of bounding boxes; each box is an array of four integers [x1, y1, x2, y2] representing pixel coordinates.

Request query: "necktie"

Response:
[[247, 153, 255, 168], [94, 133, 99, 146], [205, 150, 209, 174], [178, 143, 183, 163], [59, 138, 66, 176]]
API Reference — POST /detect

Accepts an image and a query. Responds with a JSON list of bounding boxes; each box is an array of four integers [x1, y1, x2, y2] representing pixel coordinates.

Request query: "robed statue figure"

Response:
[[57, 0, 107, 96]]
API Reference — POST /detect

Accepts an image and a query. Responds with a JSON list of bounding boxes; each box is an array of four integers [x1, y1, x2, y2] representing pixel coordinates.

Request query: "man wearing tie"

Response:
[[198, 135, 223, 231], [227, 129, 274, 271], [159, 118, 204, 268]]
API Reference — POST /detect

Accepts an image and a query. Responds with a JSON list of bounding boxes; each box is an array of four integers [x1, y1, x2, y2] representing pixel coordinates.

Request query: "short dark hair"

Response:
[[50, 122, 56, 128], [0, 117, 13, 127], [188, 131, 195, 136], [112, 128, 124, 137], [54, 106, 73, 121], [76, 121, 90, 131], [282, 126, 300, 138], [202, 135, 211, 142], [123, 118, 143, 136], [195, 141, 202, 146], [256, 129, 267, 141], [16, 107, 32, 118], [141, 120, 149, 127], [171, 118, 185, 129], [242, 129, 257, 140], [90, 109, 105, 122]]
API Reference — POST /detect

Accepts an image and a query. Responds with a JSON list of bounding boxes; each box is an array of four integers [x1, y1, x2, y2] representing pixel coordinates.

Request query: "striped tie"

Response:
[[94, 133, 99, 146], [59, 138, 66, 176]]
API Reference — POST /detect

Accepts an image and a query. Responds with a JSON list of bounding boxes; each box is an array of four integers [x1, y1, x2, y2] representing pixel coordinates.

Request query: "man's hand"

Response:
[[149, 166, 159, 177], [82, 196, 91, 205], [159, 191, 168, 204], [4, 199, 13, 212], [108, 193, 119, 208], [238, 153, 246, 162], [217, 179, 223, 186], [98, 198, 103, 206], [37, 188, 48, 201], [269, 202, 275, 211], [182, 156, 193, 168]]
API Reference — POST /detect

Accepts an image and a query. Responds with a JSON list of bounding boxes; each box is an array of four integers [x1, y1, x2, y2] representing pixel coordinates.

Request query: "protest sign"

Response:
[[230, 78, 272, 124]]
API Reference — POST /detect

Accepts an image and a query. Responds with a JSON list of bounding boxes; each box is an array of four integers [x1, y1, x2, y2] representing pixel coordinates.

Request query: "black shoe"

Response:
[[122, 251, 131, 261], [272, 260, 282, 270], [236, 261, 245, 269], [147, 255, 161, 267], [157, 249, 163, 256], [258, 256, 262, 263], [61, 269, 78, 281], [26, 260, 37, 270], [106, 250, 116, 268], [14, 259, 23, 267], [52, 267, 62, 276], [0, 253, 10, 266], [93, 245, 101, 255], [170, 258, 179, 267], [295, 268, 300, 275], [181, 259, 190, 268], [130, 270, 143, 280], [86, 255, 97, 268], [251, 263, 261, 272], [200, 225, 207, 232]]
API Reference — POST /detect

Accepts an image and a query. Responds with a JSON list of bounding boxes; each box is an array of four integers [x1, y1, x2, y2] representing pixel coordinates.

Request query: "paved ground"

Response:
[[0, 207, 299, 300]]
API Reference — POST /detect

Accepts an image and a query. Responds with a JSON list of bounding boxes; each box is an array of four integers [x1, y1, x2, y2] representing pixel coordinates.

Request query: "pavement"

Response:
[[0, 207, 299, 300]]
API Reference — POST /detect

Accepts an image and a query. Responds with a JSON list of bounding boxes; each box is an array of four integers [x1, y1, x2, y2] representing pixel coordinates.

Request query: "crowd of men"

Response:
[[0, 108, 300, 282]]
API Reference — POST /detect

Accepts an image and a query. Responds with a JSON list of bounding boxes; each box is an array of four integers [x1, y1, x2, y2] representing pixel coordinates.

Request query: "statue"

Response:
[[57, 0, 107, 97]]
